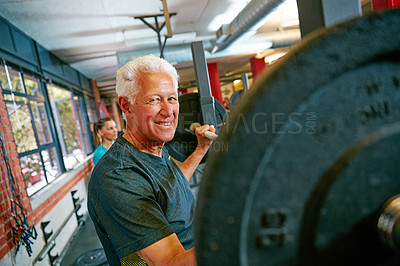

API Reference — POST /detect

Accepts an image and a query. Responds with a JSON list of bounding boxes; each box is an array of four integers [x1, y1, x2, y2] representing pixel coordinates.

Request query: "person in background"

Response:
[[223, 96, 230, 112], [88, 54, 215, 265], [92, 117, 118, 165]]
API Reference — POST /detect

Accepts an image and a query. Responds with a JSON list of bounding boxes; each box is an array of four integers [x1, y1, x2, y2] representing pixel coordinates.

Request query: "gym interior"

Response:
[[0, 0, 399, 265]]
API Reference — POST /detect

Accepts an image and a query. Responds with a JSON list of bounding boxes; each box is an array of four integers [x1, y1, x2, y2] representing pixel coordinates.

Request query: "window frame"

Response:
[[46, 82, 89, 170], [1, 63, 62, 195], [1, 60, 95, 196]]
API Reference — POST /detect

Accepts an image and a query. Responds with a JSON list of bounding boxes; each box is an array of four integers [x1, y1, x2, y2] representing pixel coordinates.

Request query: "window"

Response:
[[1, 60, 94, 196], [47, 84, 87, 170], [0, 65, 24, 93], [83, 95, 97, 153], [0, 64, 62, 196], [84, 94, 97, 125]]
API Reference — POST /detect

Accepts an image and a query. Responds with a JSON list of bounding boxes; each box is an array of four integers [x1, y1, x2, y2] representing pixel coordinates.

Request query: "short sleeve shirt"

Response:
[[92, 144, 108, 165], [87, 136, 196, 264]]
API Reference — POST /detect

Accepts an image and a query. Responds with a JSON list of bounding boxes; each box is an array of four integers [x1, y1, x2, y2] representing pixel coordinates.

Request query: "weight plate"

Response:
[[195, 9, 400, 266], [165, 93, 227, 162], [229, 90, 243, 110], [75, 248, 107, 266]]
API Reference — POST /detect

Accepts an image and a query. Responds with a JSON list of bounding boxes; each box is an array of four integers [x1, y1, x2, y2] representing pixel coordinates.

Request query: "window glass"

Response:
[[21, 152, 46, 196], [84, 95, 97, 124], [82, 95, 95, 154], [1, 65, 63, 196], [4, 95, 37, 153], [1, 62, 94, 196], [74, 95, 94, 154], [23, 74, 40, 96], [42, 147, 61, 183], [47, 84, 85, 169], [0, 65, 24, 93], [22, 148, 62, 196], [30, 101, 53, 145]]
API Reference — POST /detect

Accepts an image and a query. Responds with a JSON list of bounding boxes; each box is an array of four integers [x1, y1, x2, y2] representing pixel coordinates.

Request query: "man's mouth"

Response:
[[155, 122, 172, 126]]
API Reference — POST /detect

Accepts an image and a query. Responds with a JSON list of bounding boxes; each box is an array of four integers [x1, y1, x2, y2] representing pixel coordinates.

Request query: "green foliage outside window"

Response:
[[24, 77, 40, 95], [4, 95, 38, 153], [1, 63, 87, 195], [47, 84, 84, 168], [56, 99, 80, 154], [0, 66, 23, 93]]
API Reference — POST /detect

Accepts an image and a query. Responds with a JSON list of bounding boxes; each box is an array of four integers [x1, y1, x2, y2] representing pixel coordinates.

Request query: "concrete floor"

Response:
[[60, 214, 108, 266]]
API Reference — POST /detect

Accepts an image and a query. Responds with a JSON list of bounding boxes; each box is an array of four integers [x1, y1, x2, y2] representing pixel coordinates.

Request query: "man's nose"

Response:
[[160, 100, 173, 116]]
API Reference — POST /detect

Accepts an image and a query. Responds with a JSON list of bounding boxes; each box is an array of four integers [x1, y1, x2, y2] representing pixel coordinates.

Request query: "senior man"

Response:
[[88, 54, 215, 266]]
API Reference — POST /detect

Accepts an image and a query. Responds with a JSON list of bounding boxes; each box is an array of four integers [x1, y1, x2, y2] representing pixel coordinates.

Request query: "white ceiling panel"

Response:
[[0, 0, 303, 98]]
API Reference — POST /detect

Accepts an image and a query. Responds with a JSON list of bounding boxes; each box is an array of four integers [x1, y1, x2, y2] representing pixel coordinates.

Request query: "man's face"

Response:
[[129, 72, 179, 144]]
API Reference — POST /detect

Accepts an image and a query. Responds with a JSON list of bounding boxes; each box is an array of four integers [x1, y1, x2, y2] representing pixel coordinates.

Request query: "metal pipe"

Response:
[[38, 240, 56, 261], [241, 73, 249, 92], [212, 0, 286, 53], [36, 199, 84, 262], [53, 215, 87, 266]]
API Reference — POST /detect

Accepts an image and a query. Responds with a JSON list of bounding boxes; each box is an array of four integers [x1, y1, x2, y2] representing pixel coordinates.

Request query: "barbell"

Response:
[[194, 9, 400, 266], [189, 122, 219, 141], [165, 92, 227, 162]]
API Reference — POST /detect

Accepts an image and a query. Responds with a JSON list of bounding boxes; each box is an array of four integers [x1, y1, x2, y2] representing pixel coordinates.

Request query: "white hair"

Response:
[[115, 54, 179, 103]]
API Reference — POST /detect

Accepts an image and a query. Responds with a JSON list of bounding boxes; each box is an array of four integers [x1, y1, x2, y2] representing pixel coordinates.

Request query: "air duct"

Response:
[[212, 0, 287, 53]]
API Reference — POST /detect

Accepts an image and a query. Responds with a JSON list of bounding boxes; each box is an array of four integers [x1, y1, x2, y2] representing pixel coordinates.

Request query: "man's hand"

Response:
[[194, 124, 216, 156], [178, 124, 216, 181]]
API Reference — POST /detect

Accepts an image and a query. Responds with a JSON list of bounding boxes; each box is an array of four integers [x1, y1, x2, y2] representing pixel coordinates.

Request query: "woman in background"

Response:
[[92, 117, 118, 165]]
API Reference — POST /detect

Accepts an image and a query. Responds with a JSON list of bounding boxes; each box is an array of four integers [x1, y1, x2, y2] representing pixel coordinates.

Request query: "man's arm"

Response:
[[179, 124, 215, 181], [135, 233, 196, 266]]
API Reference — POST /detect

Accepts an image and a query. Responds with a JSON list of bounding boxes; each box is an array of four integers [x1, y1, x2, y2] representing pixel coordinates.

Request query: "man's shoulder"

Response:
[[91, 145, 151, 187]]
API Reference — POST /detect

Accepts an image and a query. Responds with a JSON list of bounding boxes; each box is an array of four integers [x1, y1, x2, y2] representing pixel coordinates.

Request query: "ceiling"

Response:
[[0, 0, 372, 99]]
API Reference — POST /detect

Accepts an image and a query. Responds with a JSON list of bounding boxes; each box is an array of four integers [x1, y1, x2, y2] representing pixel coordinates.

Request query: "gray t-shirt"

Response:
[[88, 135, 196, 265]]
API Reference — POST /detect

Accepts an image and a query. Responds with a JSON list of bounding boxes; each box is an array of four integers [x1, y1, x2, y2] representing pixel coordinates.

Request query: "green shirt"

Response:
[[88, 135, 195, 265]]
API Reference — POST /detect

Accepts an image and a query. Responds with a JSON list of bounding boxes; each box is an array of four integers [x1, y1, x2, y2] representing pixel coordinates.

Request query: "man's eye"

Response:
[[168, 97, 177, 102]]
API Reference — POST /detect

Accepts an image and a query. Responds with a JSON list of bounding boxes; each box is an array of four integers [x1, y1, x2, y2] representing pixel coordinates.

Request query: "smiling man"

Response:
[[87, 55, 215, 266]]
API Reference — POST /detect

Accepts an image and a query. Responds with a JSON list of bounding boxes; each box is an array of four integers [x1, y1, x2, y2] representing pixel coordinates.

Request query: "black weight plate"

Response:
[[165, 93, 227, 162], [75, 248, 107, 266], [229, 90, 243, 110], [195, 9, 400, 266]]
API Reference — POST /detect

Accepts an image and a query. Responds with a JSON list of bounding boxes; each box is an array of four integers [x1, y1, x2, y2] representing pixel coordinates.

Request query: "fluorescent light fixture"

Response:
[[115, 31, 126, 43], [216, 30, 267, 54], [280, 20, 300, 29], [208, 1, 249, 31], [264, 52, 287, 64], [247, 0, 296, 32], [233, 79, 242, 85], [225, 40, 273, 55]]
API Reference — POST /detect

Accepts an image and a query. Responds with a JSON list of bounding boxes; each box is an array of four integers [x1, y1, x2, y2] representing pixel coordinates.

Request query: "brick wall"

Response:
[[0, 86, 31, 259]]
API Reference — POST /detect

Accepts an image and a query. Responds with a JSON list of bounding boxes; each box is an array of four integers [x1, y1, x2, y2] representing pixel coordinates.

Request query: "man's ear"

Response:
[[118, 96, 131, 115]]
